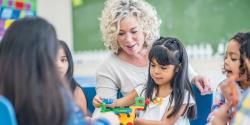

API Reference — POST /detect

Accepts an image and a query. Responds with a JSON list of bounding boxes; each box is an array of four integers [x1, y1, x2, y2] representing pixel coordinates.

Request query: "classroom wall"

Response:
[[37, 0, 73, 49], [73, 0, 250, 51]]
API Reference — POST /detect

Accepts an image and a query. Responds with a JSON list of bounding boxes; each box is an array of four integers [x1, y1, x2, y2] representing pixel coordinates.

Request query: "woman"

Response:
[[95, 0, 210, 101]]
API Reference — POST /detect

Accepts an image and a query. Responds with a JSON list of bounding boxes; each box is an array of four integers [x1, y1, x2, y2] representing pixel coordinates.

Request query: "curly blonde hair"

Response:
[[100, 0, 161, 53]]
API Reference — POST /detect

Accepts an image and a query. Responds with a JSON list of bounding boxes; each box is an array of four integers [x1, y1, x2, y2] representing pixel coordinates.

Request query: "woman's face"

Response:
[[224, 40, 242, 79], [117, 16, 145, 55], [56, 48, 69, 78]]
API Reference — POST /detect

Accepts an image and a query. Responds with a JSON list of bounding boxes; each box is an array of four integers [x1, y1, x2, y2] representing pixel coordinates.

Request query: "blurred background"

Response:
[[72, 0, 250, 52], [72, 0, 250, 88], [1, 0, 250, 88]]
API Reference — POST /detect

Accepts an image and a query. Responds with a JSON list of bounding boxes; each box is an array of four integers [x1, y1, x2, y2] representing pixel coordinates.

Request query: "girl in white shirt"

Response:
[[94, 36, 196, 125]]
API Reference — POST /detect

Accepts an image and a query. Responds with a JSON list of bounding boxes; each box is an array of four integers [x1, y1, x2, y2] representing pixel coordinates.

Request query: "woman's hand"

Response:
[[193, 75, 212, 95]]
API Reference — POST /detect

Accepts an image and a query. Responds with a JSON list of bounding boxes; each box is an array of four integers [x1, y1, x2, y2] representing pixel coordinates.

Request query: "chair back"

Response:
[[0, 96, 17, 125], [190, 86, 212, 125]]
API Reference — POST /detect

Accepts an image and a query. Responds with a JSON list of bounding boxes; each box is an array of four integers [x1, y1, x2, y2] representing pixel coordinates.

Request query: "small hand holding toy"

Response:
[[221, 77, 239, 116], [102, 98, 114, 105]]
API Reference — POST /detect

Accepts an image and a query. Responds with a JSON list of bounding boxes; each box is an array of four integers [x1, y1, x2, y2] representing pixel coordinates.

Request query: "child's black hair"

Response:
[[243, 32, 250, 59], [240, 32, 250, 81], [224, 32, 250, 76], [0, 17, 67, 125], [145, 36, 196, 119], [58, 40, 79, 92]]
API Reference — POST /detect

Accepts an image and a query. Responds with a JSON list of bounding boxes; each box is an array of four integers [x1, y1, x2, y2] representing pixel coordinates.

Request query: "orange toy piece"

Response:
[[230, 81, 238, 115], [221, 77, 239, 117]]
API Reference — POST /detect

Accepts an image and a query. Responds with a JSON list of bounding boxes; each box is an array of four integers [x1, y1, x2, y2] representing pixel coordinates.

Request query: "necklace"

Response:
[[152, 97, 163, 105]]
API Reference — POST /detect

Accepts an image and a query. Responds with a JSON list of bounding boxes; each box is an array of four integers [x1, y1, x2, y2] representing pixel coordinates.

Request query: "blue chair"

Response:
[[0, 96, 17, 125], [75, 76, 123, 115], [82, 86, 96, 114], [190, 86, 212, 125]]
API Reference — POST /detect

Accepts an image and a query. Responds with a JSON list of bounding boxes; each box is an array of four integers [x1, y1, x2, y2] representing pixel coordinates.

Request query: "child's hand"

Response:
[[211, 104, 230, 125], [220, 77, 238, 114], [85, 116, 95, 124], [94, 112, 119, 125], [93, 96, 116, 108], [93, 95, 103, 108], [102, 98, 118, 108]]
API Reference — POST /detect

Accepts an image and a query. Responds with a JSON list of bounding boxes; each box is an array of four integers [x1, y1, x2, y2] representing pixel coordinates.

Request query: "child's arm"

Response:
[[74, 86, 88, 116], [93, 89, 138, 107], [210, 104, 230, 125], [207, 78, 238, 123], [134, 105, 188, 125], [113, 89, 138, 107]]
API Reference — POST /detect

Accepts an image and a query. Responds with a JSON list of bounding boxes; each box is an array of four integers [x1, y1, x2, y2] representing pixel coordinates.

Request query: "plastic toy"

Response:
[[230, 81, 238, 116], [102, 98, 113, 105], [100, 97, 149, 125]]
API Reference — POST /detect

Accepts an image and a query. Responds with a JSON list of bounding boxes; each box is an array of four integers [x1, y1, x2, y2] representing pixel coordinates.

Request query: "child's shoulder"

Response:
[[183, 89, 196, 105], [167, 90, 195, 108], [215, 79, 226, 93]]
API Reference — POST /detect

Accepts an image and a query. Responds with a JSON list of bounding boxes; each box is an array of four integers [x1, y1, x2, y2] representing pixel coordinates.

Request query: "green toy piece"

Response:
[[100, 97, 148, 125]]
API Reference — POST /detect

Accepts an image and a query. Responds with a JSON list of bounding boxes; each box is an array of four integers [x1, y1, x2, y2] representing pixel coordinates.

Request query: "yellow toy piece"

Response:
[[118, 105, 145, 125], [153, 97, 163, 105]]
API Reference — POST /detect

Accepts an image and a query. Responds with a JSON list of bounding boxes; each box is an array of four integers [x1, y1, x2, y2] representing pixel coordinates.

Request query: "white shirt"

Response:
[[96, 54, 148, 100], [135, 85, 195, 125]]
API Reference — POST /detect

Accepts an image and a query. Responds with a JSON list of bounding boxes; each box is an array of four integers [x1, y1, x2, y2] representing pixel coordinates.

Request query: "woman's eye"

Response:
[[131, 30, 137, 34], [118, 32, 124, 35]]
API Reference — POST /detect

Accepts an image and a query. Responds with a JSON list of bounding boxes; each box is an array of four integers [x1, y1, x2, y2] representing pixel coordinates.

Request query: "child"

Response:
[[56, 40, 88, 115], [0, 17, 85, 125], [0, 17, 115, 125], [94, 37, 196, 125], [231, 32, 250, 125], [210, 32, 250, 125], [207, 32, 250, 124]]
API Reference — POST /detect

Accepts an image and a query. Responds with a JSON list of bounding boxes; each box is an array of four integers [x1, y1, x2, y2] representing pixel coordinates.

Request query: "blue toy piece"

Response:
[[102, 98, 113, 104]]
